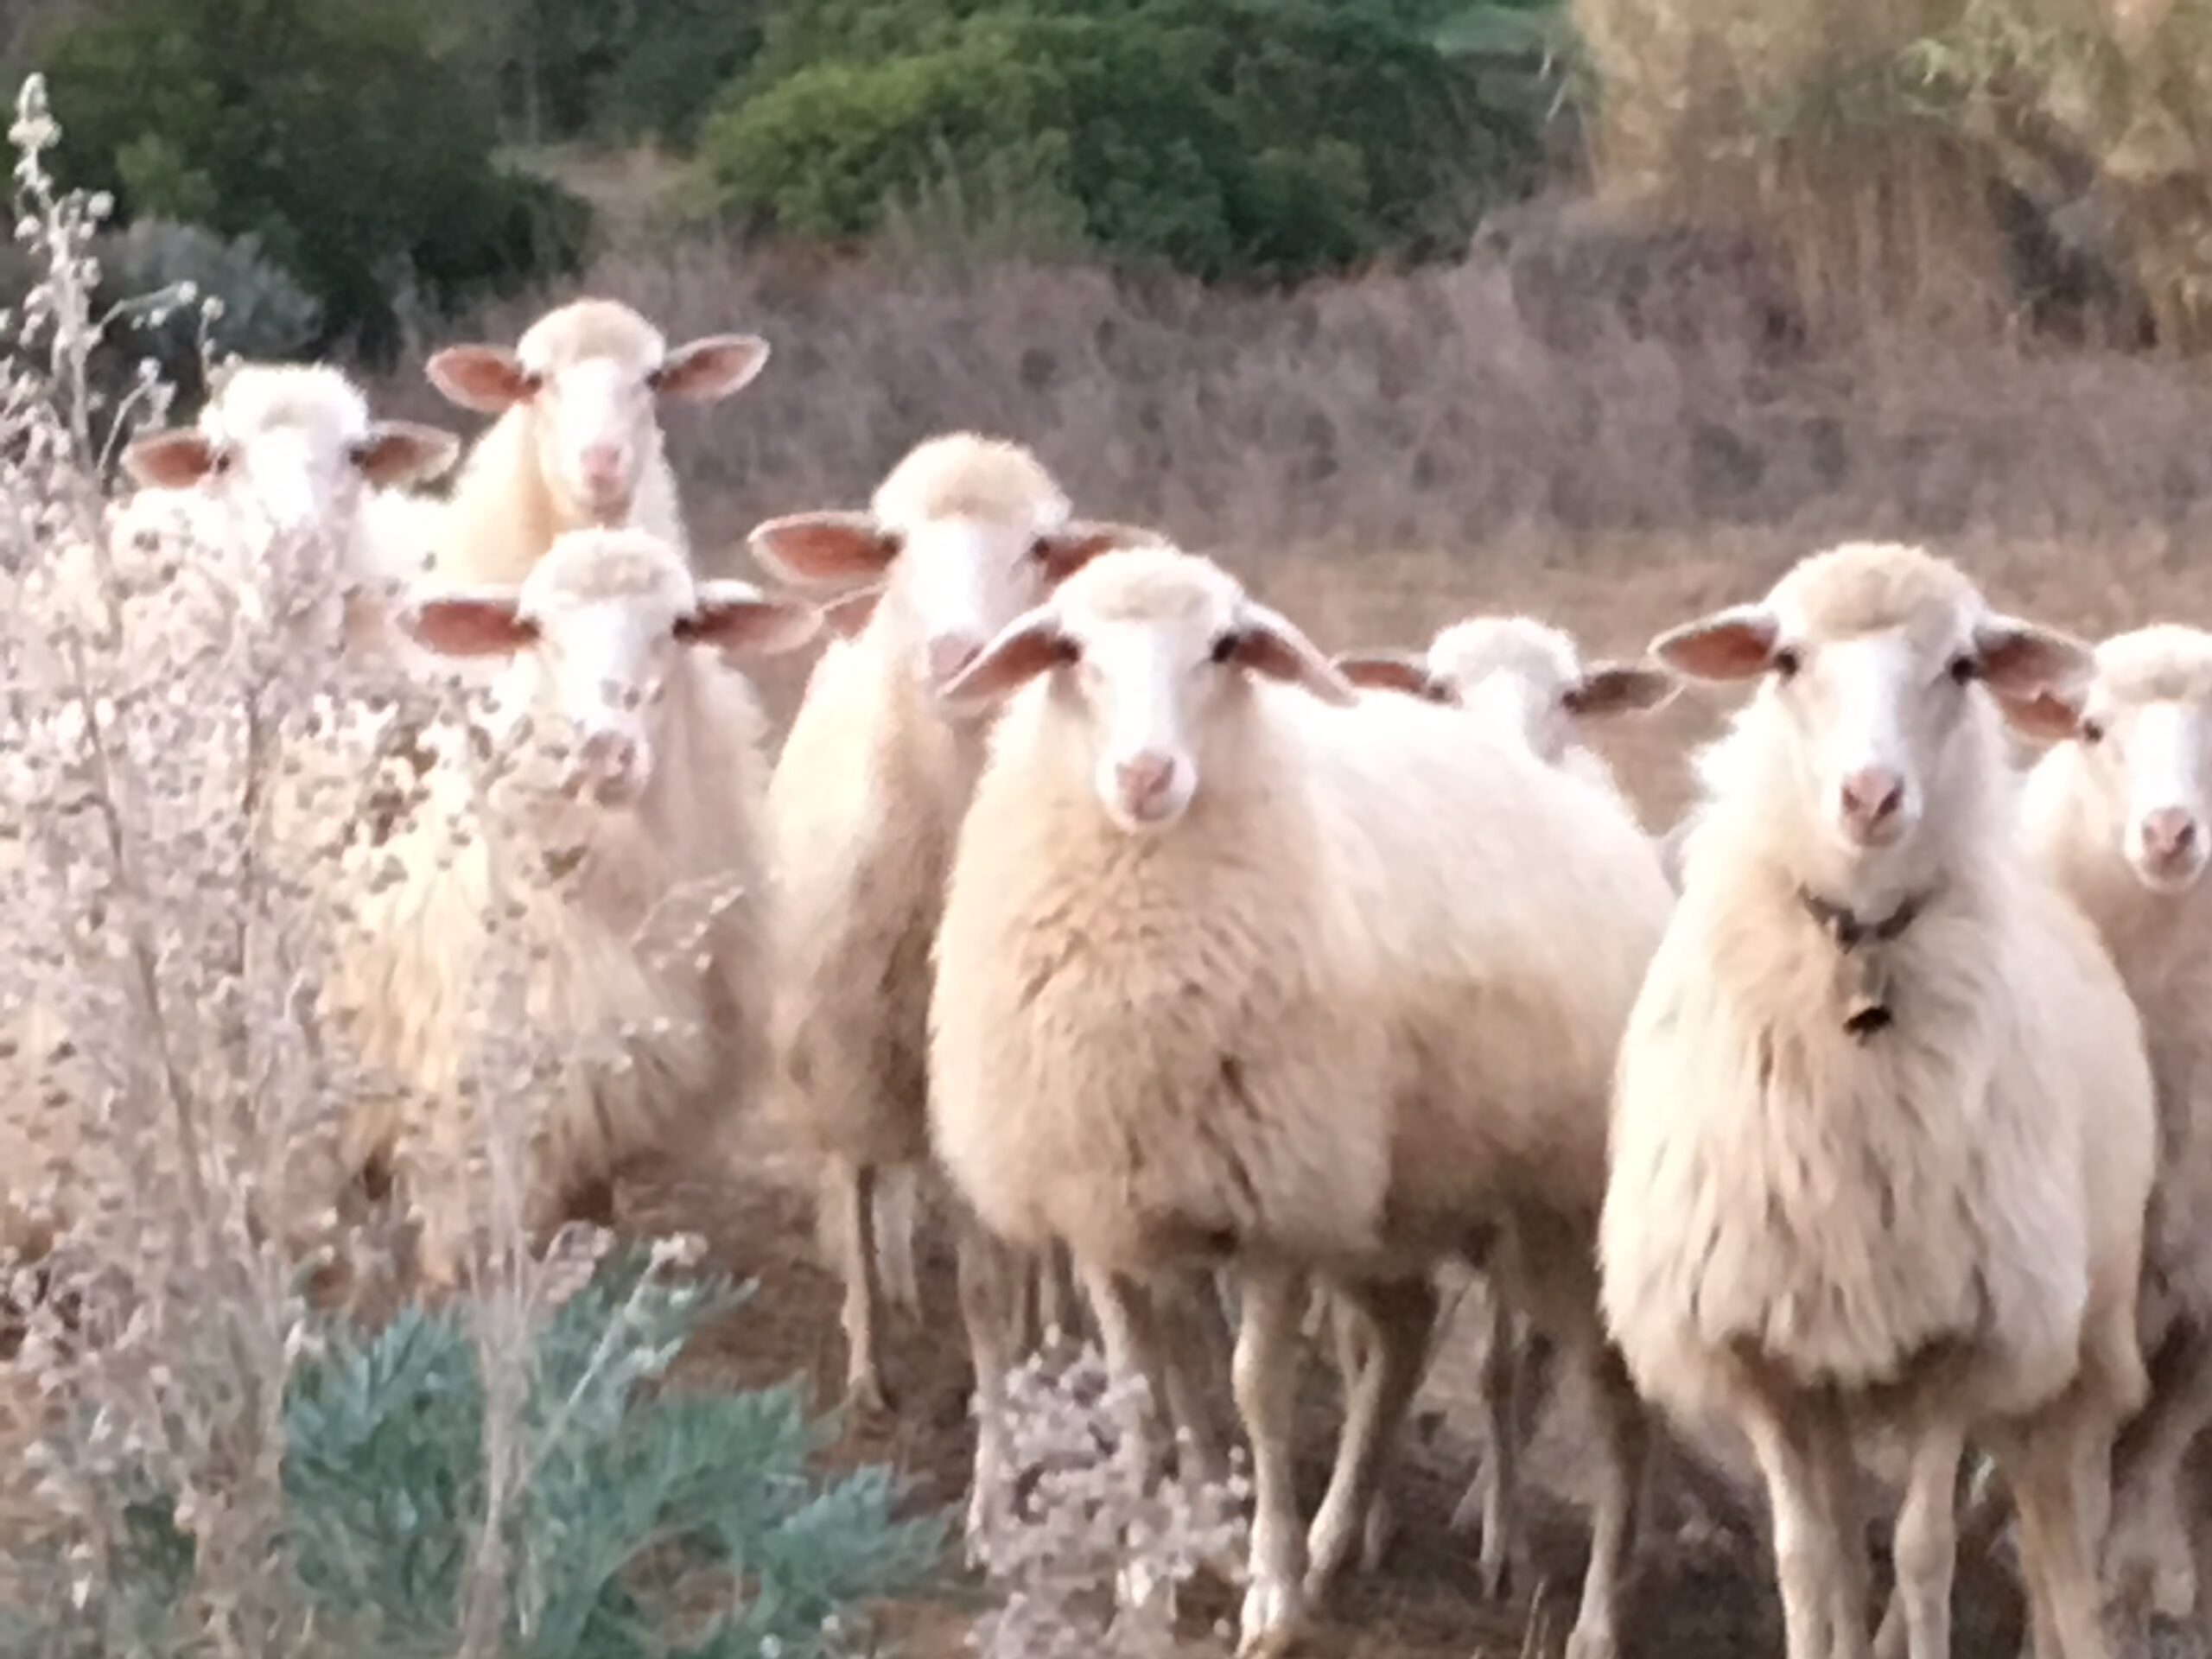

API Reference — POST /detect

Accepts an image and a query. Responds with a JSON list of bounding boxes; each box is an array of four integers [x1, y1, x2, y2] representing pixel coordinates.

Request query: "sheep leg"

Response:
[[1306, 1273, 1436, 1602], [1995, 1398, 2114, 1659], [2107, 1320, 2212, 1617], [873, 1163, 922, 1317], [1236, 1262, 1309, 1659], [1078, 1262, 1172, 1486], [1153, 1268, 1236, 1491], [1451, 1286, 1525, 1598], [1889, 1418, 1966, 1659], [1743, 1389, 1851, 1659], [1872, 1458, 1980, 1659], [825, 1157, 893, 1416], [1033, 1240, 1080, 1342], [1563, 1339, 1653, 1659], [956, 1219, 1030, 1566]]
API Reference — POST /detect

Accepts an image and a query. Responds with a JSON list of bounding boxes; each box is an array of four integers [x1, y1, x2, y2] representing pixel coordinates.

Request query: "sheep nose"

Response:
[[1115, 752, 1175, 812], [579, 443, 627, 493], [575, 728, 644, 801], [2142, 808, 2200, 863], [1838, 766, 1905, 841], [924, 632, 982, 690]]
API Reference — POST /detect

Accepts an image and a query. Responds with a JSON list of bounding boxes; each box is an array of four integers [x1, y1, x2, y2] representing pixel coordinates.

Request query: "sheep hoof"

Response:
[[1477, 1545, 1513, 1603], [1359, 1496, 1395, 1575], [1561, 1617, 1618, 1659], [1236, 1577, 1306, 1658], [842, 1373, 898, 1421]]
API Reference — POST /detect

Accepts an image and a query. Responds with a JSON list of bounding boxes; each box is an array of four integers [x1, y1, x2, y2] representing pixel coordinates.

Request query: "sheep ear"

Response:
[[1651, 605, 1778, 683], [122, 429, 219, 489], [822, 584, 886, 639], [1228, 602, 1357, 708], [355, 421, 461, 489], [940, 607, 1073, 709], [1332, 650, 1452, 704], [400, 589, 537, 658], [747, 511, 899, 586], [1974, 615, 2094, 700], [654, 334, 771, 403], [1994, 685, 2088, 744], [1564, 661, 1678, 720], [426, 346, 534, 414], [1029, 519, 1161, 586], [681, 579, 821, 658]]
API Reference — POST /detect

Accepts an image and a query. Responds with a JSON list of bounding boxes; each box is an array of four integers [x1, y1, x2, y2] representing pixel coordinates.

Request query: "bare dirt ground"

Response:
[[625, 540, 2212, 1659]]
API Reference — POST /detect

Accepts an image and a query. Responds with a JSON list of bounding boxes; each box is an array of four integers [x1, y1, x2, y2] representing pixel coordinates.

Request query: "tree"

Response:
[[38, 0, 588, 359], [695, 0, 1543, 281]]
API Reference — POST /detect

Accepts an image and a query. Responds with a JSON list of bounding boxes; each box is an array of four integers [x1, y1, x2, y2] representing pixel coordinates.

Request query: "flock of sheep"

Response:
[[3, 293, 2210, 1659]]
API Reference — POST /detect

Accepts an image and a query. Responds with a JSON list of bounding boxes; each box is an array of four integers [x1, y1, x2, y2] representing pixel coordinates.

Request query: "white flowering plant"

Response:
[[0, 72, 943, 1658]]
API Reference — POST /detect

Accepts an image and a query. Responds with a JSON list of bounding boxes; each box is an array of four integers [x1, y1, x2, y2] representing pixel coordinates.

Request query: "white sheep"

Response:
[[1604, 542, 2154, 1659], [1332, 613, 1679, 1590], [111, 361, 459, 661], [423, 298, 769, 585], [323, 527, 817, 1284], [929, 545, 1674, 1659], [2004, 623, 2212, 1620], [747, 431, 1159, 1414]]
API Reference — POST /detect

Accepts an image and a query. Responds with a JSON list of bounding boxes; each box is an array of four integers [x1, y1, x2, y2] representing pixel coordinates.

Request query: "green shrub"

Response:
[[695, 0, 1544, 281], [9, 1250, 944, 1658], [36, 0, 590, 360]]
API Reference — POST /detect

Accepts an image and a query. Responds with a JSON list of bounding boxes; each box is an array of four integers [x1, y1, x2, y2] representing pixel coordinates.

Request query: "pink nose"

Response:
[[2142, 808, 2200, 864], [575, 728, 643, 798], [580, 444, 626, 493], [1115, 752, 1176, 814], [1838, 766, 1905, 838], [925, 633, 982, 689]]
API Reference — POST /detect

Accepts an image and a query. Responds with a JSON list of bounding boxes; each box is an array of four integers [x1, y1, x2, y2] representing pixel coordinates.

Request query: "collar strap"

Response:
[[1796, 887, 1932, 1040]]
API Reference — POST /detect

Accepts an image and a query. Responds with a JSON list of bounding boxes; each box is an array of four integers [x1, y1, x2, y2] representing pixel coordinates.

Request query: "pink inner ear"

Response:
[[1567, 664, 1677, 718], [1976, 619, 2093, 699], [747, 512, 899, 586], [1032, 520, 1160, 586], [357, 423, 461, 489], [656, 335, 770, 403], [823, 587, 883, 639], [403, 596, 535, 658], [1654, 613, 1777, 682], [426, 346, 533, 414], [940, 616, 1074, 706], [1230, 612, 1357, 706], [123, 431, 219, 490], [1334, 652, 1442, 702], [682, 597, 818, 658], [1994, 687, 2086, 744]]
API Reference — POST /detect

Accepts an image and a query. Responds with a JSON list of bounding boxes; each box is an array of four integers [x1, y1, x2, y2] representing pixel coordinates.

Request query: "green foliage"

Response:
[[697, 0, 1548, 281], [11, 1252, 944, 1658], [36, 0, 590, 359]]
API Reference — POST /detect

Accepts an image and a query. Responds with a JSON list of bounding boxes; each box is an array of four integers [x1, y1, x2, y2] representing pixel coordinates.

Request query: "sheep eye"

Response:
[[2081, 717, 2107, 746], [209, 448, 235, 476], [1209, 631, 1241, 666], [644, 365, 665, 392], [518, 371, 546, 398], [1948, 654, 1980, 686], [1771, 645, 1802, 681]]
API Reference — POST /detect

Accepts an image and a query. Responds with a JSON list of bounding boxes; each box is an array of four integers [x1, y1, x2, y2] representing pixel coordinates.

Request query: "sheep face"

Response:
[[750, 496, 1157, 702], [1340, 617, 1675, 763], [123, 367, 458, 546], [398, 530, 816, 809], [941, 548, 1355, 833], [1655, 545, 2088, 861], [2012, 626, 2212, 894], [428, 301, 769, 525]]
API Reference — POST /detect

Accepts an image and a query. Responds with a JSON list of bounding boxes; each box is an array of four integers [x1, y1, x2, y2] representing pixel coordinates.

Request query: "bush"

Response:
[[694, 0, 1543, 281], [0, 75, 936, 1658], [92, 218, 322, 404], [36, 0, 591, 360]]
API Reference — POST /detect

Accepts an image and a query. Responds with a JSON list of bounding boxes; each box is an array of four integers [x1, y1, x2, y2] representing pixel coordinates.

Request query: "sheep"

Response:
[[321, 527, 818, 1285], [745, 431, 1160, 1415], [109, 361, 459, 662], [928, 544, 1675, 1659], [0, 365, 460, 1262], [1603, 541, 2154, 1659], [1334, 613, 1676, 805], [1329, 614, 1680, 1586], [2000, 623, 2212, 1620], [422, 299, 768, 587]]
